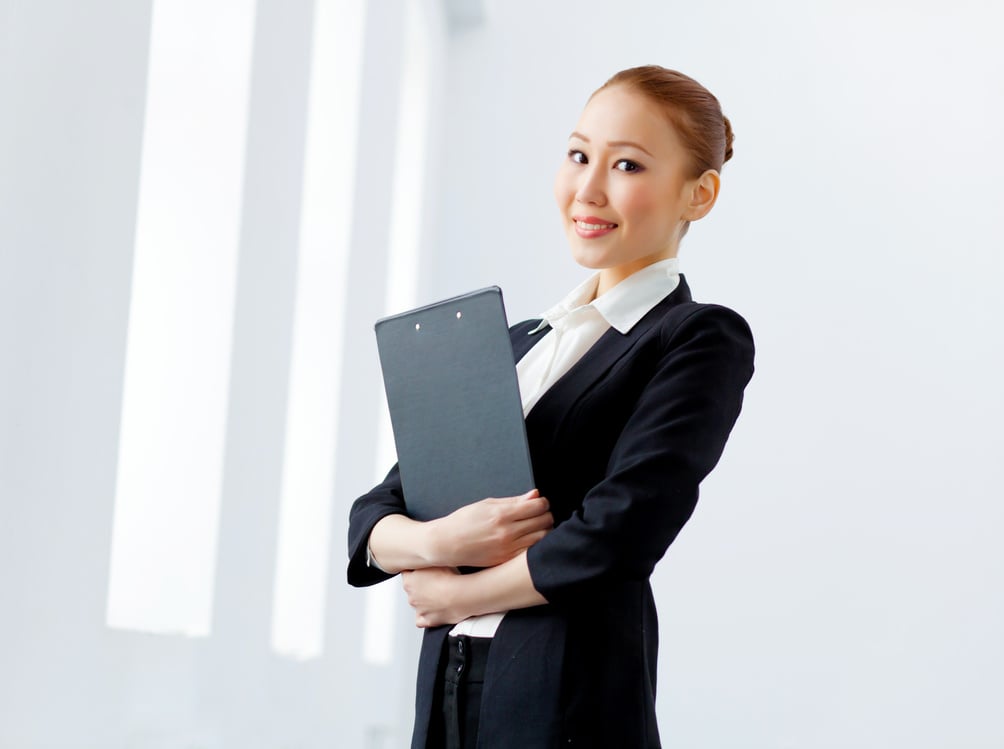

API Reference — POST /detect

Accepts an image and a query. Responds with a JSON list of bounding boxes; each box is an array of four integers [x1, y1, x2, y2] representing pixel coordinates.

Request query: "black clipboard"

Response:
[[374, 287, 535, 521]]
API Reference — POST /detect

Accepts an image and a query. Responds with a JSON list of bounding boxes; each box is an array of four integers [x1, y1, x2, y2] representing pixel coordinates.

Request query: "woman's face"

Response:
[[554, 85, 707, 292]]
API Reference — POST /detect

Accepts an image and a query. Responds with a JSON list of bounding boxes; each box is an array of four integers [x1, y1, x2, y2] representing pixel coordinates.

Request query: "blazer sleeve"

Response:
[[525, 304, 755, 605], [346, 464, 407, 587]]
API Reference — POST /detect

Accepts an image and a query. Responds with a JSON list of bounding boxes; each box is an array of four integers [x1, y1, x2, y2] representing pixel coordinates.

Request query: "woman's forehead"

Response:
[[574, 86, 682, 156]]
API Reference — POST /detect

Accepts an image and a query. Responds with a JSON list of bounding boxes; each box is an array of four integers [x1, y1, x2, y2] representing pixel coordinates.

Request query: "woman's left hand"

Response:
[[402, 551, 546, 628], [401, 567, 467, 628]]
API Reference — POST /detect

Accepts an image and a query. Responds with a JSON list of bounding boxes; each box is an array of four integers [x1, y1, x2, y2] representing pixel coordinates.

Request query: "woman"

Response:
[[347, 66, 754, 748]]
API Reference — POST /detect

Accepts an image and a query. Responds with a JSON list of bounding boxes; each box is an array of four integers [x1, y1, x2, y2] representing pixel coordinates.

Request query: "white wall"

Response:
[[1, 0, 1001, 747]]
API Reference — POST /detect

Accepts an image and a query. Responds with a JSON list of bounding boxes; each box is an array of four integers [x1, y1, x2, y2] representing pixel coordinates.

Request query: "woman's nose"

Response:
[[575, 166, 606, 206]]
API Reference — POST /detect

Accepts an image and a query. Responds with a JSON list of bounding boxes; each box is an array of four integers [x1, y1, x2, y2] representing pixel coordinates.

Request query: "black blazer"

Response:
[[347, 276, 755, 748]]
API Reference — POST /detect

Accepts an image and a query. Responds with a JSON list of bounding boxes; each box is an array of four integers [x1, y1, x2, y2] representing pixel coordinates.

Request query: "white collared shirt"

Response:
[[449, 257, 681, 637]]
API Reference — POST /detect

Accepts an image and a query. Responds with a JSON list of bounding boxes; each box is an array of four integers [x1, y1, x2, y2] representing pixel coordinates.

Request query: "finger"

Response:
[[491, 489, 539, 505], [504, 495, 551, 521], [511, 512, 554, 536], [513, 529, 550, 549]]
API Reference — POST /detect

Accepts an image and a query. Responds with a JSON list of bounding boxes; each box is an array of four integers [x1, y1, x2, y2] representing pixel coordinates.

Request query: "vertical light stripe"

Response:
[[106, 0, 257, 636], [383, 0, 430, 316], [270, 0, 366, 659], [363, 0, 432, 667]]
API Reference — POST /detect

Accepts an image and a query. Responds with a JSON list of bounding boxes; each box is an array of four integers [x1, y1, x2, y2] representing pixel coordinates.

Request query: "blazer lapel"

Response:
[[511, 319, 548, 363], [524, 276, 693, 441]]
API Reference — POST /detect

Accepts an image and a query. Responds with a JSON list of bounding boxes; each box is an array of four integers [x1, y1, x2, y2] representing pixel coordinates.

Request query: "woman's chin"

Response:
[[568, 245, 612, 271]]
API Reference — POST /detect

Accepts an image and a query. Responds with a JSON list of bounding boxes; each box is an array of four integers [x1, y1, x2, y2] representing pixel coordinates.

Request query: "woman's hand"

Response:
[[402, 567, 465, 628], [367, 490, 552, 574], [428, 489, 553, 569], [402, 551, 548, 628]]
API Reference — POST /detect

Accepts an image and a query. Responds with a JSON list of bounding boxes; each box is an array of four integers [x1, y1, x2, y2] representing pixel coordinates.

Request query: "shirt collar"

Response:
[[530, 257, 681, 335]]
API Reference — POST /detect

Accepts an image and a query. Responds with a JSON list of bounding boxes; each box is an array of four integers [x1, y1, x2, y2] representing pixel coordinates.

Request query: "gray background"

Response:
[[2, 0, 1002, 746]]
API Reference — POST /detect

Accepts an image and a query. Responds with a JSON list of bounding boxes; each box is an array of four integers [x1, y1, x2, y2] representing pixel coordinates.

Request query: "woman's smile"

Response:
[[573, 215, 618, 238]]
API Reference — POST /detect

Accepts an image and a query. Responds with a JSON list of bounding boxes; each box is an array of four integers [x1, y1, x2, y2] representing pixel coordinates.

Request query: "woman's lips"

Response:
[[573, 215, 618, 238]]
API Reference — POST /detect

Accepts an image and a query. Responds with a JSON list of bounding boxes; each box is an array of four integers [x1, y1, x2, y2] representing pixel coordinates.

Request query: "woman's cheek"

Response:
[[553, 166, 574, 210]]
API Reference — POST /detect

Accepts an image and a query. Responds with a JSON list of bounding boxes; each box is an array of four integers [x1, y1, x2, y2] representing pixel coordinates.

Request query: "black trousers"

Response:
[[426, 635, 491, 749]]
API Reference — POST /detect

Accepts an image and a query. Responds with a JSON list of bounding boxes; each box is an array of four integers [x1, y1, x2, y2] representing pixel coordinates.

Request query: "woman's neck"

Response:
[[595, 252, 678, 298]]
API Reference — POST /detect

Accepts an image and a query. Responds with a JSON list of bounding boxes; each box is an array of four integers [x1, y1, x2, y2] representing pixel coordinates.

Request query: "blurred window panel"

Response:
[[270, 0, 366, 660], [106, 0, 257, 636], [362, 0, 435, 667]]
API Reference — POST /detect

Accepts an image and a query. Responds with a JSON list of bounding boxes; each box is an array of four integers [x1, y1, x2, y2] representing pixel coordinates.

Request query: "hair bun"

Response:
[[722, 115, 734, 164]]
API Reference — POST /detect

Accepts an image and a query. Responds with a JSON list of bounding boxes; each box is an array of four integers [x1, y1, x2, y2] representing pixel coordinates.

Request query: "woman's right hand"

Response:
[[428, 489, 553, 569]]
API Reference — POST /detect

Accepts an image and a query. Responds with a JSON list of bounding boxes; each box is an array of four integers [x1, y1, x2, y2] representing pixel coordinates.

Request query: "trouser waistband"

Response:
[[443, 634, 490, 685]]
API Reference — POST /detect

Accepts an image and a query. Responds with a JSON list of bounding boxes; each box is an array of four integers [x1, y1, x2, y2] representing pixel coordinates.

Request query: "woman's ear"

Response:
[[683, 169, 721, 222]]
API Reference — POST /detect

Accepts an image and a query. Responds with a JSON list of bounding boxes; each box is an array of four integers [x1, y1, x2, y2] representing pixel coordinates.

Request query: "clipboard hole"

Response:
[[415, 323, 421, 331], [456, 311, 462, 319]]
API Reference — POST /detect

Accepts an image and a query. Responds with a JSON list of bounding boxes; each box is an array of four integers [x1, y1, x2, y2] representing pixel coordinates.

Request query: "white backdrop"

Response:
[[1, 0, 1002, 747]]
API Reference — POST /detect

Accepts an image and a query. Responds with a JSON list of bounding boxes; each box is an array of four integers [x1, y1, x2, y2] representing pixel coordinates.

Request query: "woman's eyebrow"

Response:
[[569, 132, 653, 158]]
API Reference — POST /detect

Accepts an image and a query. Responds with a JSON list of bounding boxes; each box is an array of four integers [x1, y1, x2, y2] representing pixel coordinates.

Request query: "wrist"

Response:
[[448, 572, 477, 621], [421, 518, 448, 568]]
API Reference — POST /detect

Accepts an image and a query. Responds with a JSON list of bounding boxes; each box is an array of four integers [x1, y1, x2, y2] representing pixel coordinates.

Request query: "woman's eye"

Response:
[[568, 149, 587, 165], [615, 159, 642, 173]]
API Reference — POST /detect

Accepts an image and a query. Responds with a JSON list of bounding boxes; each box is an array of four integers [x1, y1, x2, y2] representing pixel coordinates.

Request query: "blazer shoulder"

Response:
[[654, 299, 754, 346], [647, 300, 755, 382]]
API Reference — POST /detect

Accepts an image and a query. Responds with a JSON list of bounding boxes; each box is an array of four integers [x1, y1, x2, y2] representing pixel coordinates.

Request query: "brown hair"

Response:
[[594, 65, 734, 178]]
